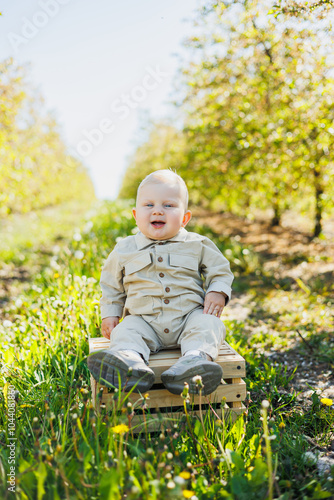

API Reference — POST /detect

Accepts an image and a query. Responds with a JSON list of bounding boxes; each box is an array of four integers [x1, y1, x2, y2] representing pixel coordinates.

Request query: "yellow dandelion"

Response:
[[183, 491, 194, 499], [54, 273, 59, 279], [279, 422, 286, 429], [179, 471, 191, 480], [111, 424, 129, 434], [321, 398, 333, 407]]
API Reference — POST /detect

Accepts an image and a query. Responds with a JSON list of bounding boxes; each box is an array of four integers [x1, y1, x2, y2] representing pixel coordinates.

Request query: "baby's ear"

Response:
[[182, 210, 192, 227], [132, 208, 137, 220]]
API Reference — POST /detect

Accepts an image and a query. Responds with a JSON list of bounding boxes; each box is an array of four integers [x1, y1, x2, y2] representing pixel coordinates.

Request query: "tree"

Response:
[[272, 0, 334, 17], [176, 0, 334, 234], [119, 122, 187, 202], [0, 58, 95, 216], [120, 0, 334, 236]]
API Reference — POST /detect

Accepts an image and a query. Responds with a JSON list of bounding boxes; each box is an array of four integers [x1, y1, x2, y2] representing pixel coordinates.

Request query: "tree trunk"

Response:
[[271, 189, 281, 227], [313, 166, 323, 238]]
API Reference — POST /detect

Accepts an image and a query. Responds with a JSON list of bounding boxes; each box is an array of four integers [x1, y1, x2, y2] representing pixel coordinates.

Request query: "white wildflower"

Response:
[[50, 259, 60, 270], [73, 232, 82, 241], [83, 221, 93, 233], [174, 476, 185, 485], [303, 451, 318, 465]]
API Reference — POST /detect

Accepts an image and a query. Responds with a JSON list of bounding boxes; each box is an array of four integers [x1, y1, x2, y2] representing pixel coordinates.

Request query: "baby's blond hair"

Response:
[[137, 170, 189, 210]]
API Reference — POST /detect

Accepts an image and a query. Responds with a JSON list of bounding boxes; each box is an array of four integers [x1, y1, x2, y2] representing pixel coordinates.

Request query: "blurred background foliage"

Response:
[[0, 58, 95, 217], [119, 0, 334, 238], [1, 0, 334, 238]]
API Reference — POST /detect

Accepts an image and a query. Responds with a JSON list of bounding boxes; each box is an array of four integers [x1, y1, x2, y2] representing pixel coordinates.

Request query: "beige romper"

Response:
[[100, 228, 234, 362]]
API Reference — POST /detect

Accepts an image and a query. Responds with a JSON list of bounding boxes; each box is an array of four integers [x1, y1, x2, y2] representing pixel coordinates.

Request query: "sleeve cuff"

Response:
[[206, 283, 232, 304], [100, 304, 123, 319]]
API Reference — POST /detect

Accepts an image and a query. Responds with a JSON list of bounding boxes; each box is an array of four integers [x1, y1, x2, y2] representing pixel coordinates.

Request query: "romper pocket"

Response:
[[124, 252, 152, 275], [169, 253, 204, 311], [169, 253, 198, 271]]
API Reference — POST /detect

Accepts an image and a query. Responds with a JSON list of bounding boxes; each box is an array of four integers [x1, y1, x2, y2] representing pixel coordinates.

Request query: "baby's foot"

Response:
[[161, 352, 222, 395], [87, 349, 155, 392]]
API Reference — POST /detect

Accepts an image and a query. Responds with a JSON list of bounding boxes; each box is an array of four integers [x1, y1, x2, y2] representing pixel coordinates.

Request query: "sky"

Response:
[[0, 0, 200, 199]]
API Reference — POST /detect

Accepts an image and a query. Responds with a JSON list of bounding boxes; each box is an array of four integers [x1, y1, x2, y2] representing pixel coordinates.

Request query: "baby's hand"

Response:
[[101, 316, 120, 339], [203, 292, 226, 317]]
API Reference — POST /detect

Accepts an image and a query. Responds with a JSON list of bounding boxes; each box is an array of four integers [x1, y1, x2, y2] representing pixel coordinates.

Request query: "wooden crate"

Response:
[[89, 338, 246, 429]]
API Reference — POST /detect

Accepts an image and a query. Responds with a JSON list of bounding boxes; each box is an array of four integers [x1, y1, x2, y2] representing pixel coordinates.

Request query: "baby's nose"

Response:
[[153, 206, 164, 214]]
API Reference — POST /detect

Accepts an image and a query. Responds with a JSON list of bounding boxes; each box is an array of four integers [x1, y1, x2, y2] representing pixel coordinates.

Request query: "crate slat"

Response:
[[101, 379, 246, 407]]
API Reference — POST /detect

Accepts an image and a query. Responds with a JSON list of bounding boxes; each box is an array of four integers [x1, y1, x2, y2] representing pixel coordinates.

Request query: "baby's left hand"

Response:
[[203, 291, 226, 317]]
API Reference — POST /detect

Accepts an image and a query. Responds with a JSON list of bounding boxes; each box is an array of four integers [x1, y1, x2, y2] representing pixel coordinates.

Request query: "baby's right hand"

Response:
[[101, 316, 120, 340]]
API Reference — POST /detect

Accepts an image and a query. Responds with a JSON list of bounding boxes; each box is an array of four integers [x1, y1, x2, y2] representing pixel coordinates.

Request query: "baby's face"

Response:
[[132, 182, 192, 241]]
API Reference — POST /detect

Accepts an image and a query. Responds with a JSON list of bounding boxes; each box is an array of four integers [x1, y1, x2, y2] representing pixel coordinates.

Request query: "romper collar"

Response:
[[135, 228, 188, 250]]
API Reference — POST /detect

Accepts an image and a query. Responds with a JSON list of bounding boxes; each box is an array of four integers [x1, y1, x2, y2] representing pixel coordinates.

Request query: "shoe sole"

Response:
[[161, 361, 223, 396], [87, 350, 155, 393]]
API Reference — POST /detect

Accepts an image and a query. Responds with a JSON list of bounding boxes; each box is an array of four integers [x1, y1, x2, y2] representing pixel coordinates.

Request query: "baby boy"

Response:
[[88, 170, 234, 395]]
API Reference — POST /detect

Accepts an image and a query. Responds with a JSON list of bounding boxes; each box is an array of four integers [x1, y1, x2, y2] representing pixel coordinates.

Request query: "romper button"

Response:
[[158, 256, 163, 262], [165, 287, 170, 292], [164, 299, 170, 304], [164, 328, 169, 333], [159, 272, 164, 278]]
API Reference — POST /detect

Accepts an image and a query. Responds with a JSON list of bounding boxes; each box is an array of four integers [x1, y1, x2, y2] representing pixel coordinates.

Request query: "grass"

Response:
[[0, 200, 333, 499], [0, 199, 95, 265]]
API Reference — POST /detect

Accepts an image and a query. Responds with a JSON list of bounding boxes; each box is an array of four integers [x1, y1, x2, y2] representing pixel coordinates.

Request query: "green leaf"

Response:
[[34, 461, 47, 500]]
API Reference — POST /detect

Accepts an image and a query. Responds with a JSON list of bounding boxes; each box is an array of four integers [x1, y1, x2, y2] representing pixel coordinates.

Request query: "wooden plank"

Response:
[[100, 380, 246, 407], [221, 362, 245, 378], [89, 338, 109, 348], [147, 353, 244, 365], [149, 360, 245, 380], [230, 401, 243, 408]]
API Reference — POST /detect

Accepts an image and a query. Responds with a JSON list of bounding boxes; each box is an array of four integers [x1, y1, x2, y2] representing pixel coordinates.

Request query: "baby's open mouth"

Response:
[[151, 221, 166, 228]]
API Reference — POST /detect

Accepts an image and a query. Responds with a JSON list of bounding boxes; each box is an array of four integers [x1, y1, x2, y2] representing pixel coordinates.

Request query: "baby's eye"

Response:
[[146, 203, 153, 207], [165, 204, 173, 208]]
